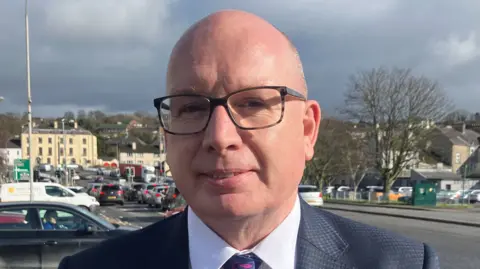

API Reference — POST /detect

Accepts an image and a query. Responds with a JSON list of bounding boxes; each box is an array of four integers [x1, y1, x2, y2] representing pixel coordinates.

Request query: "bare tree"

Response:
[[337, 126, 374, 199], [342, 67, 451, 195], [303, 118, 346, 189]]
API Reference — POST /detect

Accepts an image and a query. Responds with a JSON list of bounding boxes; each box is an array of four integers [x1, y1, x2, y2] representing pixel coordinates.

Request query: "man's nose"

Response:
[[202, 106, 242, 154]]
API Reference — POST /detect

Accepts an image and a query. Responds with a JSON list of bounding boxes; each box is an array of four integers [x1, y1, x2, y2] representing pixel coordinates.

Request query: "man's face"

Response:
[[165, 27, 320, 219]]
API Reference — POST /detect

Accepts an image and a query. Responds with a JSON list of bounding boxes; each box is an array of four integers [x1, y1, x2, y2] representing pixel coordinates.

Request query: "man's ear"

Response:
[[303, 100, 321, 161]]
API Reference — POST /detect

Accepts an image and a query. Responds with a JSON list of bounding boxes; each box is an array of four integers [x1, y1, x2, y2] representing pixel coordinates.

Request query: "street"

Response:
[[329, 210, 480, 269], [96, 202, 480, 269]]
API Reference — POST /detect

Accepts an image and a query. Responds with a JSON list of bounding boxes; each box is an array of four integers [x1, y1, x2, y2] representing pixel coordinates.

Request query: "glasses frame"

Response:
[[153, 86, 306, 135]]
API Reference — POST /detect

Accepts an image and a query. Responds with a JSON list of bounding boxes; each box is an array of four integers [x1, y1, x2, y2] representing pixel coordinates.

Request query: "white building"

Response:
[[0, 139, 22, 166]]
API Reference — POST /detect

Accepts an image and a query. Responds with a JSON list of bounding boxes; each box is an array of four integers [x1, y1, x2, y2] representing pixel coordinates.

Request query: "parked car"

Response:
[[146, 185, 169, 208], [0, 201, 136, 269], [125, 183, 144, 201], [97, 184, 125, 206], [298, 185, 323, 206]]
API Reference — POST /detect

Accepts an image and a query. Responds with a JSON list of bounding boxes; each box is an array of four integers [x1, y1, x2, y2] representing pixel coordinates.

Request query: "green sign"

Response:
[[14, 159, 31, 181]]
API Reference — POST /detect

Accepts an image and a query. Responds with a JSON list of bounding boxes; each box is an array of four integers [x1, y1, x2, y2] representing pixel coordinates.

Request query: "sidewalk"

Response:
[[323, 203, 480, 228]]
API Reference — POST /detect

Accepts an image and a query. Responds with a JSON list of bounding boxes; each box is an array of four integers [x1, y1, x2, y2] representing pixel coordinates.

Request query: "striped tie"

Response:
[[223, 253, 263, 269]]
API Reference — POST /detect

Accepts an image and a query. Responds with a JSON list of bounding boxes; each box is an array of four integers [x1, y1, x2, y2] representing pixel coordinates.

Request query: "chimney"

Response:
[[462, 122, 466, 134], [131, 142, 136, 151], [53, 121, 58, 129], [74, 121, 78, 129]]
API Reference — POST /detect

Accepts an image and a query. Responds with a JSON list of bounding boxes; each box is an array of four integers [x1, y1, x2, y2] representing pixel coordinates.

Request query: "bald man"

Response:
[[58, 10, 439, 269]]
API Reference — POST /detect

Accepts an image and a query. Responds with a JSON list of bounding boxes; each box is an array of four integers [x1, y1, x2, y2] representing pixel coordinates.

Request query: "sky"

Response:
[[1, 0, 480, 117]]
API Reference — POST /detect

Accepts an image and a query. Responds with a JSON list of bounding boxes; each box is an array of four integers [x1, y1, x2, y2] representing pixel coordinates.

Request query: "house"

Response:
[[428, 124, 479, 174], [0, 138, 22, 166]]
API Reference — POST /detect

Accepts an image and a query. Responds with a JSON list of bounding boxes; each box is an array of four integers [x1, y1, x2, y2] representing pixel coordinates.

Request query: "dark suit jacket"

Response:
[[58, 199, 440, 269]]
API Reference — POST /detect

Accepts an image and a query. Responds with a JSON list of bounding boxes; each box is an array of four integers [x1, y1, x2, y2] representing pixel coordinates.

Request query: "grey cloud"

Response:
[[1, 0, 480, 117]]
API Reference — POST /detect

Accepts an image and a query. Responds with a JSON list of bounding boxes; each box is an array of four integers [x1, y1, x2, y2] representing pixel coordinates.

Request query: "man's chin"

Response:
[[194, 194, 261, 218]]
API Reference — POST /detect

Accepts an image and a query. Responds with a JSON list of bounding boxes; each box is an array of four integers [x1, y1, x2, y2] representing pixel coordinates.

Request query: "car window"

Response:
[[0, 208, 34, 230], [39, 208, 93, 231], [133, 185, 143, 190], [101, 185, 121, 191], [45, 186, 64, 197], [298, 186, 319, 193], [146, 185, 156, 190]]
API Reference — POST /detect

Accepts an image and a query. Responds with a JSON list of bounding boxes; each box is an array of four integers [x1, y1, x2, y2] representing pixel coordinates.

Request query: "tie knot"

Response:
[[224, 253, 262, 269]]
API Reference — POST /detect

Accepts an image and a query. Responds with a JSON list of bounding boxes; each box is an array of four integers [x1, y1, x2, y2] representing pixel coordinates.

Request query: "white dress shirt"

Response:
[[188, 196, 302, 269]]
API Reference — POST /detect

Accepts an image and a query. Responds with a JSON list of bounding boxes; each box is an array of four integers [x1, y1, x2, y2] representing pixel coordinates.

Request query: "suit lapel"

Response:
[[148, 207, 190, 269], [295, 199, 351, 269]]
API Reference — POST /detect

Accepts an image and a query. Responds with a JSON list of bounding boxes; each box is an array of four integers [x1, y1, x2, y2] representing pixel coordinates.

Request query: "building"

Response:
[[118, 141, 167, 168], [0, 138, 22, 166], [21, 120, 98, 167], [428, 124, 479, 174]]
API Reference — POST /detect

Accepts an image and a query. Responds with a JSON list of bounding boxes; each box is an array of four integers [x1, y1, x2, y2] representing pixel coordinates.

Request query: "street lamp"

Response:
[[61, 118, 68, 186], [25, 0, 34, 201]]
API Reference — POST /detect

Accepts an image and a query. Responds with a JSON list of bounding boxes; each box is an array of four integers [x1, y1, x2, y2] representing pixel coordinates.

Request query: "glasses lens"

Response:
[[159, 95, 210, 134], [228, 88, 283, 128]]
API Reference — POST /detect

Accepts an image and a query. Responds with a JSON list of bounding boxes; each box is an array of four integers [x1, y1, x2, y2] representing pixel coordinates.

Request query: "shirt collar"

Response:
[[188, 196, 302, 269]]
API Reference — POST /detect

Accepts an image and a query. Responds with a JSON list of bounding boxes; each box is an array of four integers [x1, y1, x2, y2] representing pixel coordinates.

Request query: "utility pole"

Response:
[[25, 0, 34, 201], [462, 164, 467, 205]]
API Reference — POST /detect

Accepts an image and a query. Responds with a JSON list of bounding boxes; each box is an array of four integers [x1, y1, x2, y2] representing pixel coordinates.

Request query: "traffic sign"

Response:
[[14, 159, 31, 181]]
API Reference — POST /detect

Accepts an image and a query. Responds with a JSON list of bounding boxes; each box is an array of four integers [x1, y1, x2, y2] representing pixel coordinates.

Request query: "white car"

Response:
[[68, 186, 90, 197], [298, 185, 323, 206]]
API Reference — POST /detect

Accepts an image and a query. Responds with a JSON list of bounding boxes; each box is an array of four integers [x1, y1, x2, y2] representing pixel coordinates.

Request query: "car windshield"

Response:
[[69, 188, 86, 193], [133, 185, 143, 190]]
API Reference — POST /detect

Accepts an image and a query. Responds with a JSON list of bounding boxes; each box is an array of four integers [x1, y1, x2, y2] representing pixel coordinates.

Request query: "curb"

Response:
[[325, 201, 432, 211], [323, 206, 480, 228]]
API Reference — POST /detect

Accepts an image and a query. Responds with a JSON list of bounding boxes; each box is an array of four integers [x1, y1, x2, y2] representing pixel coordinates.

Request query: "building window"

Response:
[[82, 138, 87, 145], [60, 138, 64, 144], [127, 153, 133, 157], [48, 147, 52, 156], [60, 148, 64, 156], [139, 160, 143, 164], [127, 160, 133, 164], [47, 158, 51, 164], [48, 137, 52, 144], [69, 138, 73, 144], [38, 137, 43, 144], [455, 153, 461, 164], [27, 147, 30, 156], [17, 150, 20, 156], [82, 148, 87, 156], [69, 148, 73, 156], [38, 147, 43, 156]]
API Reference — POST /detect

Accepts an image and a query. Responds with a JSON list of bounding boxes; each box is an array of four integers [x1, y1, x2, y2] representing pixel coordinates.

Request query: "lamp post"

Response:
[[61, 118, 68, 186], [25, 0, 34, 201]]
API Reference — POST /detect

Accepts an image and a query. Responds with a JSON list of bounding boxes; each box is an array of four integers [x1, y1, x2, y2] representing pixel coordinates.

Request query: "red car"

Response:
[[0, 213, 25, 224]]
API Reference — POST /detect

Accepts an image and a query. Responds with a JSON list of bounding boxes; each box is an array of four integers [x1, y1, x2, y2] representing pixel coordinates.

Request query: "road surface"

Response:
[[328, 209, 480, 269], [95, 202, 479, 269]]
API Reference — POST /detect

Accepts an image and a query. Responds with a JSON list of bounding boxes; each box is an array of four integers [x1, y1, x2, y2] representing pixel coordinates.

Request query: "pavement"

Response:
[[323, 203, 480, 227]]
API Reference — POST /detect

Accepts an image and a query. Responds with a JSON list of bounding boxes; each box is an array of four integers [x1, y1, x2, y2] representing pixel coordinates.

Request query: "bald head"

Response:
[[166, 10, 307, 96]]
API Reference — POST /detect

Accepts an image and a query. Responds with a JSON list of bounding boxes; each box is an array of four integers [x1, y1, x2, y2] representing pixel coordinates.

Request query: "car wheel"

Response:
[[119, 201, 124, 206]]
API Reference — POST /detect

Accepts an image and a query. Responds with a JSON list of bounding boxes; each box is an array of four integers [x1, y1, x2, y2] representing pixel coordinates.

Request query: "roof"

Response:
[[0, 201, 82, 210], [0, 138, 21, 149], [22, 128, 93, 135], [119, 144, 160, 154], [438, 126, 480, 146], [413, 169, 462, 181], [106, 136, 147, 146]]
